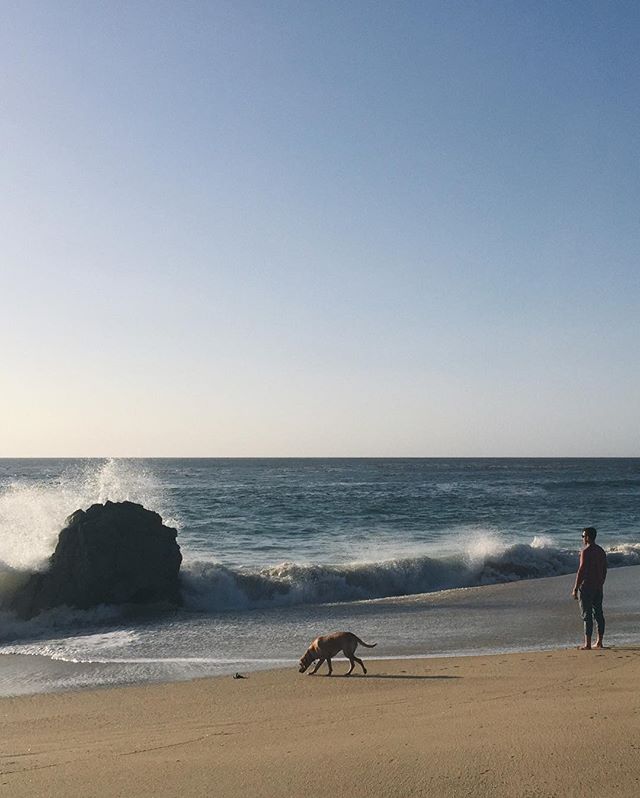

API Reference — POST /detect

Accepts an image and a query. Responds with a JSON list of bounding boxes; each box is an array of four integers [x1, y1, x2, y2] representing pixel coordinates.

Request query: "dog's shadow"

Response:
[[372, 674, 460, 680], [334, 674, 461, 680]]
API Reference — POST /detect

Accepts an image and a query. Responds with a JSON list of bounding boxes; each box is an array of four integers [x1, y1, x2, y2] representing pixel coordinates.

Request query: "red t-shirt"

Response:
[[577, 543, 608, 590]]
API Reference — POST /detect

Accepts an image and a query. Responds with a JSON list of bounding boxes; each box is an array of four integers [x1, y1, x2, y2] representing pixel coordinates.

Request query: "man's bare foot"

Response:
[[594, 642, 606, 649], [578, 645, 591, 650]]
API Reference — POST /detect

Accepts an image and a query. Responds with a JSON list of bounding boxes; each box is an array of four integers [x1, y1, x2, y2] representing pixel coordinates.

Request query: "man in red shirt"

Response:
[[572, 526, 608, 650]]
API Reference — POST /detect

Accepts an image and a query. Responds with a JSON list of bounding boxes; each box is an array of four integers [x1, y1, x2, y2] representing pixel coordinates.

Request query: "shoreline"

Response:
[[2, 565, 640, 696], [3, 647, 640, 797], [3, 636, 639, 696]]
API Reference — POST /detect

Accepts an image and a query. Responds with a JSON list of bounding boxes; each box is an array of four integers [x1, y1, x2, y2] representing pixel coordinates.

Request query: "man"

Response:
[[572, 526, 607, 650]]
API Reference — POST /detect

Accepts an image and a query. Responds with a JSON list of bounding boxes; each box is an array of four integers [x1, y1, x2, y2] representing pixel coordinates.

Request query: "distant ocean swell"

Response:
[[180, 541, 640, 612]]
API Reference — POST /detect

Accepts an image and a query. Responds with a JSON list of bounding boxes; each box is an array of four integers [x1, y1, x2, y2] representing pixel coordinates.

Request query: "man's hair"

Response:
[[583, 526, 597, 539]]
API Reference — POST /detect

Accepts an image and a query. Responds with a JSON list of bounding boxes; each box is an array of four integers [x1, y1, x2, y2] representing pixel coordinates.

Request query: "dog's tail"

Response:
[[354, 636, 377, 648]]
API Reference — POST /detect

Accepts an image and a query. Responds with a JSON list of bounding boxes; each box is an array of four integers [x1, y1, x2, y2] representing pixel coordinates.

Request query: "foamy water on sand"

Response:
[[0, 458, 639, 695]]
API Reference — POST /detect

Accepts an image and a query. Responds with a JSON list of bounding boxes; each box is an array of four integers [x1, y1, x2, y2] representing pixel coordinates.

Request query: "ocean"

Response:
[[0, 458, 638, 695]]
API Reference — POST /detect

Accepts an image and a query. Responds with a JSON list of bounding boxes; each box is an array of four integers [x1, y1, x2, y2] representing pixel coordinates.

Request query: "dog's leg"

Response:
[[345, 657, 355, 676], [326, 658, 333, 676], [353, 655, 367, 675], [309, 658, 324, 675]]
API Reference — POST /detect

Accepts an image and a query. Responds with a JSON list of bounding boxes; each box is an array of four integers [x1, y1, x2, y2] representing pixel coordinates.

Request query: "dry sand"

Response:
[[2, 647, 640, 797]]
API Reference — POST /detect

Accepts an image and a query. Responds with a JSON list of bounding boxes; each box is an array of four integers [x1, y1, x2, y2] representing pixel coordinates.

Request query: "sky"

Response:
[[1, 1, 639, 456]]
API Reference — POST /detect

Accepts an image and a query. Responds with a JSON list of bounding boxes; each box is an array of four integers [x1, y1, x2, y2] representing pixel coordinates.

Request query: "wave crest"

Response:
[[180, 541, 640, 612], [0, 459, 176, 570]]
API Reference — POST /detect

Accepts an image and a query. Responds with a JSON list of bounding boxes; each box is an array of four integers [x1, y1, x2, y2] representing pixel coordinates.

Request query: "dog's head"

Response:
[[298, 647, 316, 673]]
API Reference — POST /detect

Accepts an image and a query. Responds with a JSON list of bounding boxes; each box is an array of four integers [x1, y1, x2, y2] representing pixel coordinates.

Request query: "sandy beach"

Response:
[[2, 647, 639, 798]]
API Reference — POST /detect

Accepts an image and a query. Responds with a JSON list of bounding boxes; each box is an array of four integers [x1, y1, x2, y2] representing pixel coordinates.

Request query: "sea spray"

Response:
[[180, 539, 640, 612], [0, 458, 177, 570]]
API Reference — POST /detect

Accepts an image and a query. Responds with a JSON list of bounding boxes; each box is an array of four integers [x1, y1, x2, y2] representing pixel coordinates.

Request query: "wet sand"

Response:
[[2, 647, 639, 797]]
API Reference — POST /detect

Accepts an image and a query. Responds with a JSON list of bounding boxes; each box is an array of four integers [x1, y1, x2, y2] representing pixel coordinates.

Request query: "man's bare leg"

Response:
[[578, 636, 592, 650], [594, 636, 604, 649]]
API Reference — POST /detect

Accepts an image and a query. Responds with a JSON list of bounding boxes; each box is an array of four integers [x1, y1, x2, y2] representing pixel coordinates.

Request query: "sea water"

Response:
[[0, 458, 638, 695]]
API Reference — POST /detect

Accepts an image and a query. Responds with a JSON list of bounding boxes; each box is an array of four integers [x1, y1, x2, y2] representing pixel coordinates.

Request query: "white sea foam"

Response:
[[463, 531, 505, 562], [0, 458, 176, 571], [179, 540, 640, 612], [531, 535, 555, 548]]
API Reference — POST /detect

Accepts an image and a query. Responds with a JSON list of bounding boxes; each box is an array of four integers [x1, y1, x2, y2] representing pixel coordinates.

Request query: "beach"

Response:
[[2, 646, 640, 797]]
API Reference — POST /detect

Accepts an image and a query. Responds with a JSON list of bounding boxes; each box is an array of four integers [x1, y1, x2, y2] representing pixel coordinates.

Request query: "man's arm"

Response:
[[572, 549, 585, 598]]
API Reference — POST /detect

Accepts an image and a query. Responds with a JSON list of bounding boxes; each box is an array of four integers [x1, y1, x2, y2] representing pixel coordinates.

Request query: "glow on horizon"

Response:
[[1, 2, 638, 457]]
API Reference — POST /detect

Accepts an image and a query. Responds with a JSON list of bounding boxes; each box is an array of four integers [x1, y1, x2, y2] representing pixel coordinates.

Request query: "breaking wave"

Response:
[[0, 458, 178, 639], [1, 539, 639, 640], [0, 458, 176, 571], [180, 541, 640, 612]]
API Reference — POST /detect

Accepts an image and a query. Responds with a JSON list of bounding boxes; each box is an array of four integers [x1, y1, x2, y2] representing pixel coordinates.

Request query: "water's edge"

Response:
[[2, 566, 638, 697]]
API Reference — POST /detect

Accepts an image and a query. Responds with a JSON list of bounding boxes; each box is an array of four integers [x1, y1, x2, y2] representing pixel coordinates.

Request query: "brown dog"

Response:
[[298, 631, 377, 676]]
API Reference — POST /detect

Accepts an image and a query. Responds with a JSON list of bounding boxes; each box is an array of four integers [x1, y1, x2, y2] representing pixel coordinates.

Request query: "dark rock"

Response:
[[7, 501, 182, 619]]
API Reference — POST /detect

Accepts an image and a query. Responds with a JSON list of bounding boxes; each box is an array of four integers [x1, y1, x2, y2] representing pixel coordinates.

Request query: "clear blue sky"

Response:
[[1, 1, 638, 456]]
